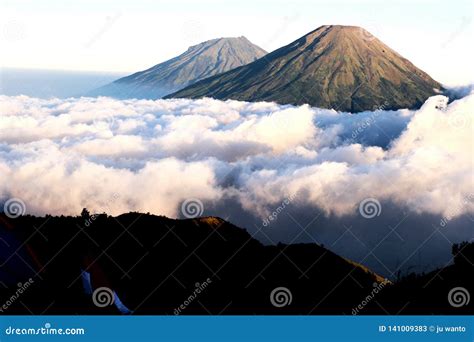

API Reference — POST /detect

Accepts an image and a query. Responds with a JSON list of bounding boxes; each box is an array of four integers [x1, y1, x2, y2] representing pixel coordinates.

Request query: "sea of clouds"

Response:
[[1, 93, 473, 275]]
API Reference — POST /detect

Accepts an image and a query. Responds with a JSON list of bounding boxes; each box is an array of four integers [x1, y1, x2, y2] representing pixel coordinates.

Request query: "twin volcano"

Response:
[[167, 25, 442, 112]]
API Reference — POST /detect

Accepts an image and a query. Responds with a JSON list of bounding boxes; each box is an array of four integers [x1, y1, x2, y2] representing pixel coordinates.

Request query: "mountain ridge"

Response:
[[88, 36, 267, 99], [167, 25, 443, 112], [1, 212, 472, 314], [0, 211, 386, 314]]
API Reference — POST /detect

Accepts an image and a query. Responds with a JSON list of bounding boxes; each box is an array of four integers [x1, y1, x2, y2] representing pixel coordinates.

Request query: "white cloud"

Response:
[[0, 94, 472, 221]]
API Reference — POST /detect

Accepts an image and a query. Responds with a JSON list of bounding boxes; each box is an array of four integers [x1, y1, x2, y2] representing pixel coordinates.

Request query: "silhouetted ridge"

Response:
[[0, 212, 471, 315]]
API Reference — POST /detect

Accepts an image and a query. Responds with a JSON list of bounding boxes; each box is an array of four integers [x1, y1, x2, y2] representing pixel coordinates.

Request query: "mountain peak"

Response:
[[191, 36, 249, 45], [88, 36, 267, 99], [313, 25, 367, 31], [168, 25, 442, 111]]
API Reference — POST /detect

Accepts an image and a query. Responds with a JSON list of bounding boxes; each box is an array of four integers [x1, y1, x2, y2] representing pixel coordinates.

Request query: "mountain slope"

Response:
[[1, 212, 386, 314], [89, 37, 267, 99], [167, 25, 443, 112], [2, 212, 472, 314]]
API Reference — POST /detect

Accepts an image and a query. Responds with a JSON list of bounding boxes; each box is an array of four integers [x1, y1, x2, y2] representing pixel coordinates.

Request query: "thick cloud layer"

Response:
[[1, 94, 472, 219], [1, 93, 473, 275]]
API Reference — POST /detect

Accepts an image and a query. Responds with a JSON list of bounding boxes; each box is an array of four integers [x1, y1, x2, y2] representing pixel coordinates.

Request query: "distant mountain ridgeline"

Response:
[[0, 212, 471, 315], [88, 37, 266, 99]]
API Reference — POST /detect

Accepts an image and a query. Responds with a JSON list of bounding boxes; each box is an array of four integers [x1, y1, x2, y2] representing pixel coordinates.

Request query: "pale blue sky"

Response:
[[1, 0, 473, 85]]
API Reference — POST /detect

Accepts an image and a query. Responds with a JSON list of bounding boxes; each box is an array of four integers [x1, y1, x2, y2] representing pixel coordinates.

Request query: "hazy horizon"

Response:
[[1, 0, 473, 86], [0, 67, 126, 98]]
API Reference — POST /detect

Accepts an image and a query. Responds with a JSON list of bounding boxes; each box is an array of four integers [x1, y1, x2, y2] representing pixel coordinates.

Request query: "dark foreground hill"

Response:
[[167, 25, 443, 112], [89, 37, 266, 99], [0, 213, 472, 315]]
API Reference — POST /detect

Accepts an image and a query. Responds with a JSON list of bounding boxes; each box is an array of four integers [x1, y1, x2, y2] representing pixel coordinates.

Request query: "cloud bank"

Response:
[[0, 94, 473, 223]]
